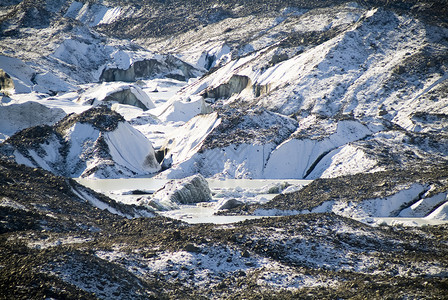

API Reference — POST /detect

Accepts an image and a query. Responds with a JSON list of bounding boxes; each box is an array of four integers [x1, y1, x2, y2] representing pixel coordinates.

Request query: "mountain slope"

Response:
[[2, 1, 447, 181], [2, 1, 448, 298], [154, 2, 448, 179]]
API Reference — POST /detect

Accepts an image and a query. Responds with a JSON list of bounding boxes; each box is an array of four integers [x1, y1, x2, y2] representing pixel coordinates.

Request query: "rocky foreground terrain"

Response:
[[1, 0, 448, 298], [1, 159, 448, 299]]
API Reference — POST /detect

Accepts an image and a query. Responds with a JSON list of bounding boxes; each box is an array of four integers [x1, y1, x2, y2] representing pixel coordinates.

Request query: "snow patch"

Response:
[[263, 120, 372, 179], [77, 82, 155, 110], [0, 197, 29, 211]]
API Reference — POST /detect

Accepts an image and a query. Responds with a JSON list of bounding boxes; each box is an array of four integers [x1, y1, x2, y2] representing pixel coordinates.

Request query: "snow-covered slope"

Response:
[[1, 0, 447, 181], [77, 82, 156, 110], [249, 167, 448, 222], [0, 106, 160, 178], [2, 1, 448, 298], [0, 1, 202, 94], [154, 3, 448, 179]]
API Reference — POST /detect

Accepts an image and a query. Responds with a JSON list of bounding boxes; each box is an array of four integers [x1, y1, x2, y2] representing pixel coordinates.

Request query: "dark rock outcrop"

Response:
[[0, 69, 14, 92], [203, 74, 252, 99], [100, 56, 199, 82]]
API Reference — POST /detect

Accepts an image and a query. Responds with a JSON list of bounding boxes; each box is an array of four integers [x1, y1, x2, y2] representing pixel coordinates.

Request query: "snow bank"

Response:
[[77, 82, 155, 110], [64, 121, 160, 178], [157, 95, 211, 122], [425, 200, 448, 220], [161, 112, 221, 165], [303, 184, 428, 219], [0, 55, 34, 93], [0, 55, 74, 94], [64, 1, 124, 27], [257, 184, 430, 220], [164, 142, 275, 179], [2, 107, 160, 178], [400, 191, 448, 218], [311, 145, 383, 179], [263, 120, 372, 179], [105, 122, 160, 174]]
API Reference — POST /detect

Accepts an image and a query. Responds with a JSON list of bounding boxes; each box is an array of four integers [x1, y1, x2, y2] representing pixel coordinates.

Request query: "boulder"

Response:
[[152, 174, 212, 205], [217, 198, 244, 210]]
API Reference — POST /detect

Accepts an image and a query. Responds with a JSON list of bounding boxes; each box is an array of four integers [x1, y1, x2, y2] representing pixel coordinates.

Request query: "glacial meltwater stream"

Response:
[[76, 178, 311, 224], [76, 178, 448, 226]]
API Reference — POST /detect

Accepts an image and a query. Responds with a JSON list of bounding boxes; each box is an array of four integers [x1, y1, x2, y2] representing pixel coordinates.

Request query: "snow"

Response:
[[180, 52, 259, 97], [254, 183, 445, 223], [163, 143, 275, 179], [1, 0, 447, 232], [163, 118, 375, 179], [112, 50, 132, 70], [331, 184, 426, 218], [0, 55, 34, 93], [64, 1, 124, 27], [64, 122, 101, 177], [178, 41, 232, 70], [97, 7, 123, 26], [105, 122, 160, 174], [12, 150, 33, 166], [4, 115, 160, 178], [400, 192, 448, 218], [310, 183, 428, 219], [160, 112, 221, 165], [156, 95, 210, 122], [71, 186, 124, 217], [64, 1, 83, 19], [96, 245, 271, 288], [313, 144, 383, 179], [33, 71, 75, 93], [0, 197, 29, 211], [263, 120, 372, 179], [27, 236, 93, 250], [425, 199, 448, 220], [77, 82, 156, 110]]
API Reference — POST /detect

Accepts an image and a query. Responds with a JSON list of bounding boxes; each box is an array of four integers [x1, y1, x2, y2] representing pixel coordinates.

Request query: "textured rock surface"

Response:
[[152, 174, 212, 205], [1, 159, 448, 299]]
